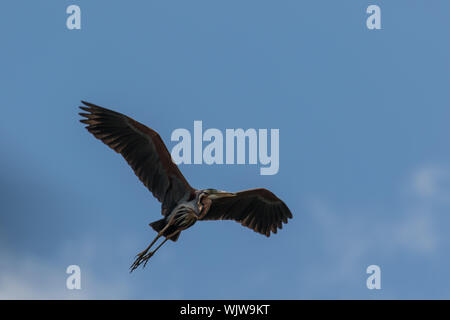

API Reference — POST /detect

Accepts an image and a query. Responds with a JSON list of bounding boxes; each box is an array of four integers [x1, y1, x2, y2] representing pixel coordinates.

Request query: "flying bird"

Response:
[[79, 101, 293, 272]]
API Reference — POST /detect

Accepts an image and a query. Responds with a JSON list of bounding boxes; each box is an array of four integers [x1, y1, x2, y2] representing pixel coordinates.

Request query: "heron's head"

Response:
[[196, 189, 235, 218]]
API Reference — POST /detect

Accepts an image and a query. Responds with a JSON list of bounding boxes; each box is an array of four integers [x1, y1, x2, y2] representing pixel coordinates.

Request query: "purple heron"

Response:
[[79, 101, 292, 272]]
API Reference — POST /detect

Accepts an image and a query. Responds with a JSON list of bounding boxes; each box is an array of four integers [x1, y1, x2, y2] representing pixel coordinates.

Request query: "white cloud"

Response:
[[310, 164, 450, 256], [297, 164, 450, 297], [394, 213, 437, 253], [0, 242, 132, 299], [411, 165, 450, 201]]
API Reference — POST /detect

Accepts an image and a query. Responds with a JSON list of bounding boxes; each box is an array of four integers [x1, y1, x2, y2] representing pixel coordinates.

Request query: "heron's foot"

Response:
[[142, 251, 155, 268], [130, 249, 155, 272]]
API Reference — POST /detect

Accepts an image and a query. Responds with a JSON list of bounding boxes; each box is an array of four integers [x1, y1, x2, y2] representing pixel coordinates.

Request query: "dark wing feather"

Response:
[[79, 101, 195, 215], [201, 188, 292, 237]]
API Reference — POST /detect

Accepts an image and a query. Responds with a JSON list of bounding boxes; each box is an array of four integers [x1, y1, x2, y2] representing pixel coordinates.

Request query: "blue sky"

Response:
[[0, 0, 449, 299]]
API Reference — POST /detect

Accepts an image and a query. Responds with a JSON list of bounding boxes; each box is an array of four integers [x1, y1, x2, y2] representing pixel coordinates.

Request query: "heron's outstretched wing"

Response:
[[79, 101, 195, 216], [201, 189, 292, 237]]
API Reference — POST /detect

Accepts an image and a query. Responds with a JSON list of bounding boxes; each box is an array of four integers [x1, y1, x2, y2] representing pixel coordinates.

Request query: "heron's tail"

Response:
[[149, 219, 180, 242], [149, 218, 166, 233]]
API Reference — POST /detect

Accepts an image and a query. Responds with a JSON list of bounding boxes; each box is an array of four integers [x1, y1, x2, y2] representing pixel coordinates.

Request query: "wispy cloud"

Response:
[[410, 165, 450, 202], [2, 165, 450, 299], [297, 164, 450, 298], [0, 242, 132, 299], [312, 164, 450, 253]]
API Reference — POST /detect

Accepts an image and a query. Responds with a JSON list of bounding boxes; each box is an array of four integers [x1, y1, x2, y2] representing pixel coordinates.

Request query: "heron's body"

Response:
[[79, 101, 293, 271], [153, 196, 200, 241]]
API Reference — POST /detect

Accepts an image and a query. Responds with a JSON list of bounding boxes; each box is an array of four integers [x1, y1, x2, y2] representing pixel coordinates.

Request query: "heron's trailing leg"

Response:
[[130, 222, 171, 272]]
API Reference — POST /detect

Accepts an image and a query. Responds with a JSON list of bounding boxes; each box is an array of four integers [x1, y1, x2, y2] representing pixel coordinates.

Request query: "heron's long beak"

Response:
[[208, 191, 236, 200]]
